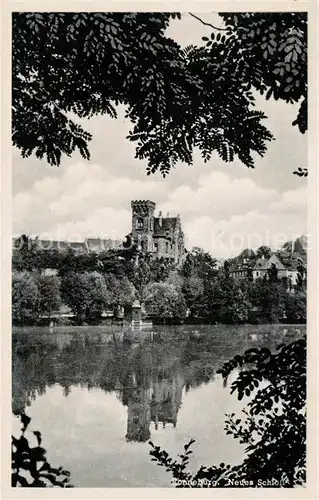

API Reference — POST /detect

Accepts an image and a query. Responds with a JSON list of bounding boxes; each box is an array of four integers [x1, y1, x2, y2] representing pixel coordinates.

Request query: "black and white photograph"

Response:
[[2, 3, 318, 494]]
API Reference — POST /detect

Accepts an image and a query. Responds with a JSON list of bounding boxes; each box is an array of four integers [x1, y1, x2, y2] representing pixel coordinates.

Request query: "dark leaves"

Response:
[[21, 413, 31, 432], [293, 167, 308, 177], [12, 11, 289, 173], [33, 431, 42, 446], [149, 335, 306, 487], [12, 414, 73, 488]]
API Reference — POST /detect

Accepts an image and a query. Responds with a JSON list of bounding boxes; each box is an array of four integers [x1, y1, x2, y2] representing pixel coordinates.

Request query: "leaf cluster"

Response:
[[149, 336, 306, 487], [217, 13, 307, 133], [12, 413, 73, 487], [12, 12, 287, 174]]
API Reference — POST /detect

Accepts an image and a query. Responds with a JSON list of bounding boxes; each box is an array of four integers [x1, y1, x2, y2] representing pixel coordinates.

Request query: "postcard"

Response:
[[1, 1, 318, 498]]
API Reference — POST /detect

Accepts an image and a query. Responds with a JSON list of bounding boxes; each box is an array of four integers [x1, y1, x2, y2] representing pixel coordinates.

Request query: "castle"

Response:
[[130, 200, 185, 265], [13, 200, 186, 265]]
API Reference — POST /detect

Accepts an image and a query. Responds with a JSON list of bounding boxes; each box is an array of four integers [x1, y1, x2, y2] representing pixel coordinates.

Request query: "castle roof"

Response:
[[131, 200, 156, 210]]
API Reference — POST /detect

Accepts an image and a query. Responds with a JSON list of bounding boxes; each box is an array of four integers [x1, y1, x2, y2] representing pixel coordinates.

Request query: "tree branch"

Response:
[[188, 13, 228, 31]]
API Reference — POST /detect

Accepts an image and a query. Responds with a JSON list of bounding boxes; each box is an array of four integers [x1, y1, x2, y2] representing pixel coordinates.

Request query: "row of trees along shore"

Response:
[[12, 236, 306, 326]]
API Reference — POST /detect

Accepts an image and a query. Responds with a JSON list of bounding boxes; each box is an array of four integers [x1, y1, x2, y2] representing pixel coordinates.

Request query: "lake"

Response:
[[12, 323, 304, 487]]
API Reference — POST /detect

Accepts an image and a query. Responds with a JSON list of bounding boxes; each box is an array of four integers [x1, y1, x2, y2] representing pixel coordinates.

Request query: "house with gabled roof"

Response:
[[253, 254, 289, 280], [252, 257, 268, 280], [252, 253, 305, 288]]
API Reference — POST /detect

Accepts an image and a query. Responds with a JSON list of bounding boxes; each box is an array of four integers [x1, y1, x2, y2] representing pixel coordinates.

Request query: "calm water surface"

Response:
[[12, 324, 304, 487]]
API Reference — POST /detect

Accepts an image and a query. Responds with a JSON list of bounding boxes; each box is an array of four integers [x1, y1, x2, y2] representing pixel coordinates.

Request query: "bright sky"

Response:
[[12, 13, 307, 258]]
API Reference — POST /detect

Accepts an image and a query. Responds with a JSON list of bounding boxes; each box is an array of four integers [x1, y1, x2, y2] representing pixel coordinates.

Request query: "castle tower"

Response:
[[174, 214, 185, 265], [131, 200, 156, 253], [125, 387, 151, 442]]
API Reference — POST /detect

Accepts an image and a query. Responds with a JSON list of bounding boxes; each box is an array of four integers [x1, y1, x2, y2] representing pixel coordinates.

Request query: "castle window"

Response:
[[166, 242, 170, 253], [136, 218, 144, 229], [154, 242, 158, 252]]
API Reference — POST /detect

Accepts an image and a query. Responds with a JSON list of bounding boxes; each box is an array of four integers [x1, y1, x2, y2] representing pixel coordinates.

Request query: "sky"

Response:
[[12, 13, 307, 259]]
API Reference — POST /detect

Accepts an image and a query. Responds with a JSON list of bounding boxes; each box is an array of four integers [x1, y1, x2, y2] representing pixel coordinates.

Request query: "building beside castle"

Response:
[[130, 200, 185, 265], [12, 235, 122, 254]]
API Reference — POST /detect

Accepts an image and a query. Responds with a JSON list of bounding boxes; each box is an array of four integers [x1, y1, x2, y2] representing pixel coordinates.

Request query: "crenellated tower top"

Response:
[[131, 200, 156, 214]]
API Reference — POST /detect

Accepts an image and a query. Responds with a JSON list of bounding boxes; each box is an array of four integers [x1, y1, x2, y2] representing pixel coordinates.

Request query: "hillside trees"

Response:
[[144, 282, 187, 322], [218, 278, 252, 324], [12, 12, 306, 175], [181, 247, 218, 281], [12, 272, 39, 325], [104, 273, 136, 312], [12, 236, 43, 272], [182, 276, 206, 318], [181, 248, 219, 319], [37, 275, 62, 318], [284, 291, 306, 323], [12, 271, 62, 324], [248, 278, 287, 323], [12, 238, 307, 325], [60, 271, 109, 324], [86, 271, 110, 322], [256, 245, 272, 260]]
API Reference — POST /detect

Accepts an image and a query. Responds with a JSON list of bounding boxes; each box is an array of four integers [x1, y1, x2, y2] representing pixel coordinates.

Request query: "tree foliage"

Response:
[[12, 12, 306, 175], [255, 245, 272, 259], [12, 413, 73, 487], [217, 13, 307, 134], [104, 273, 136, 310], [249, 278, 288, 323], [12, 239, 306, 325], [60, 271, 109, 323], [12, 271, 39, 325], [144, 282, 187, 322], [37, 275, 61, 318], [149, 336, 306, 487], [284, 291, 306, 323], [12, 236, 43, 272]]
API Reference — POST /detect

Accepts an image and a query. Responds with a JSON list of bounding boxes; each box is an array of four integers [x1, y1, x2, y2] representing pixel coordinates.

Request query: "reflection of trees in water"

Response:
[[181, 341, 220, 393], [12, 328, 302, 439], [12, 334, 216, 441], [12, 339, 57, 415]]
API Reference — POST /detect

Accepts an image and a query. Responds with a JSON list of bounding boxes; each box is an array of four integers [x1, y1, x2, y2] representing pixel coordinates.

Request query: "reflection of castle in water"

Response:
[[125, 370, 184, 442], [14, 328, 290, 441]]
